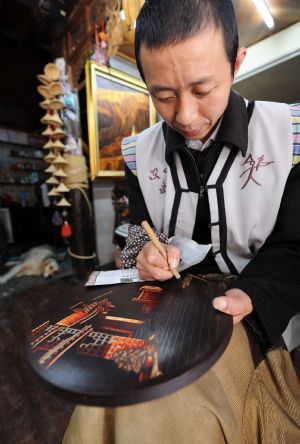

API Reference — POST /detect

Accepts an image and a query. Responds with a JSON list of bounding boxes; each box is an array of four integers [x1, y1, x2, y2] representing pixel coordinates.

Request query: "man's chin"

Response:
[[184, 133, 204, 141]]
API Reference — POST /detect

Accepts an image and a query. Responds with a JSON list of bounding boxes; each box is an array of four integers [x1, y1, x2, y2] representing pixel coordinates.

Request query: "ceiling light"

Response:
[[251, 0, 275, 29]]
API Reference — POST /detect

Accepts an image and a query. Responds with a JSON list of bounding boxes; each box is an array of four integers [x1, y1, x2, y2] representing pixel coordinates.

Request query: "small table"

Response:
[[27, 274, 233, 407]]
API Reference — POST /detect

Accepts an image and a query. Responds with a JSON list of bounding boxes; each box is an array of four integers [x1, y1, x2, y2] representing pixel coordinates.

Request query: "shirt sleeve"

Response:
[[233, 162, 300, 345], [120, 223, 169, 268], [120, 165, 168, 268]]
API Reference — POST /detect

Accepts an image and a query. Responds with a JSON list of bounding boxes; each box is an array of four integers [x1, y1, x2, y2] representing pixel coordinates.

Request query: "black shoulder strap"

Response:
[[162, 121, 168, 141], [247, 100, 255, 123]]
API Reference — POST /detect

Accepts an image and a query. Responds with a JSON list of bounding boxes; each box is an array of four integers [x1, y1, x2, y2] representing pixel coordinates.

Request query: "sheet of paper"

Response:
[[85, 269, 144, 286]]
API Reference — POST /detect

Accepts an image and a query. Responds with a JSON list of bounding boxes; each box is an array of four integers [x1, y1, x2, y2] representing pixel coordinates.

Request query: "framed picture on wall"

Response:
[[85, 61, 156, 179]]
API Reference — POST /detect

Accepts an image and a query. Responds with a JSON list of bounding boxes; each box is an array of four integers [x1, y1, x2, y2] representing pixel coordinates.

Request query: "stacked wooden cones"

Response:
[[37, 63, 71, 207]]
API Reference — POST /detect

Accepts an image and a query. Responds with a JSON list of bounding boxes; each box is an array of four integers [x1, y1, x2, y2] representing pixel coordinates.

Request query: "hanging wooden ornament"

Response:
[[57, 197, 71, 207], [53, 139, 66, 150], [54, 168, 68, 178], [53, 154, 68, 165], [48, 187, 59, 196], [43, 139, 65, 151], [49, 82, 63, 96], [40, 111, 63, 127], [37, 74, 51, 85], [44, 63, 60, 81], [45, 164, 57, 174], [56, 182, 70, 193], [48, 98, 64, 111], [61, 220, 72, 238], [50, 139, 66, 150], [44, 151, 56, 163], [51, 127, 67, 140], [42, 126, 54, 137], [46, 176, 59, 185], [39, 99, 52, 110], [43, 140, 54, 150], [37, 85, 52, 99]]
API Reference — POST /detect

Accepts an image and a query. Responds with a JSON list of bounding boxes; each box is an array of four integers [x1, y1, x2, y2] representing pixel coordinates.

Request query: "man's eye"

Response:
[[194, 91, 210, 97], [156, 96, 174, 103]]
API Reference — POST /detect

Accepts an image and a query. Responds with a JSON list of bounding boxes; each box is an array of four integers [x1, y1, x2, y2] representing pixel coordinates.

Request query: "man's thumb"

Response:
[[212, 296, 244, 316], [212, 297, 228, 311]]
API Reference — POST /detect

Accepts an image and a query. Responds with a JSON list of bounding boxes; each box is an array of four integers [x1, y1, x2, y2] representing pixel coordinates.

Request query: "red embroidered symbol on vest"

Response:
[[240, 154, 274, 189]]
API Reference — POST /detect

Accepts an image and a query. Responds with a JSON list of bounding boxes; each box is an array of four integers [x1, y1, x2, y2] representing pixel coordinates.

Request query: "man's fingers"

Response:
[[137, 242, 181, 281], [147, 244, 180, 269], [137, 269, 155, 281], [141, 242, 169, 269], [137, 260, 173, 281], [164, 245, 181, 270]]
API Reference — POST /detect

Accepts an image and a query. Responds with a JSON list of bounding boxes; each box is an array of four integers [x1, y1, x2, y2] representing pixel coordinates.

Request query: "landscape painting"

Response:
[[86, 62, 156, 179]]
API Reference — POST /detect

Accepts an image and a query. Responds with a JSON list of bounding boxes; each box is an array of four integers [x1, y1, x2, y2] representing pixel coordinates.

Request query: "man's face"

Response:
[[140, 26, 245, 142]]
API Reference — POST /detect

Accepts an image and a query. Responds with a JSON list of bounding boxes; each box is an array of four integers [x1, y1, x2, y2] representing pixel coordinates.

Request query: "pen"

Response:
[[141, 220, 181, 281]]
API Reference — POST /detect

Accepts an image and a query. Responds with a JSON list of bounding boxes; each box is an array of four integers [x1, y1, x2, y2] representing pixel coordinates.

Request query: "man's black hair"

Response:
[[135, 0, 239, 80]]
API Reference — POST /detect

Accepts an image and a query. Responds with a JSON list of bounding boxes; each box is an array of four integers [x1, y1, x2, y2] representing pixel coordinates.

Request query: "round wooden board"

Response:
[[27, 275, 233, 406]]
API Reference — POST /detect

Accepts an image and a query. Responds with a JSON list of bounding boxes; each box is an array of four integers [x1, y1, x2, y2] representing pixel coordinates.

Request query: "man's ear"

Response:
[[233, 47, 247, 79]]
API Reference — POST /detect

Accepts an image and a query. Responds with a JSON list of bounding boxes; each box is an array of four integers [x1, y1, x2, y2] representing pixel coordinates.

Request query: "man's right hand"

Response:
[[136, 241, 180, 281]]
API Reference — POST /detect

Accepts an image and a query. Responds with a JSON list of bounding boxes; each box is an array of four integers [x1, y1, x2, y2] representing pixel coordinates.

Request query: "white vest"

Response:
[[122, 101, 297, 274]]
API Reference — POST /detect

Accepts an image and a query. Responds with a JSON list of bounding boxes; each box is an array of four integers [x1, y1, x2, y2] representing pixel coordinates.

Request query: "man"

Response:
[[121, 0, 300, 345], [64, 1, 300, 442]]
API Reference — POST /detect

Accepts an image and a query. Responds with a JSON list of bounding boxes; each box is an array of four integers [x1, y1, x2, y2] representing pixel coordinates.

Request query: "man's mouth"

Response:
[[180, 128, 202, 138]]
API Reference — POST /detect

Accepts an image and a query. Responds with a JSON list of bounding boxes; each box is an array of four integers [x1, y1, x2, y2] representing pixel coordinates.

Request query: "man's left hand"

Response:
[[212, 288, 253, 325]]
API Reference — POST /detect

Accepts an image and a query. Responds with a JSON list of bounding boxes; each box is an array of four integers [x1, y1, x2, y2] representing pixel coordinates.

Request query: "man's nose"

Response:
[[175, 96, 198, 127]]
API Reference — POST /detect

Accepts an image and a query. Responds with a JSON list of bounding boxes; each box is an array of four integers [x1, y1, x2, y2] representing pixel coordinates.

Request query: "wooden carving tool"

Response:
[[141, 220, 181, 281]]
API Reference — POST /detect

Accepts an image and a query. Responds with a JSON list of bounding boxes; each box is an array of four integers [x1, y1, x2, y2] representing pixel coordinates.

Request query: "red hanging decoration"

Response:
[[61, 221, 72, 238], [95, 24, 101, 65], [99, 19, 107, 64]]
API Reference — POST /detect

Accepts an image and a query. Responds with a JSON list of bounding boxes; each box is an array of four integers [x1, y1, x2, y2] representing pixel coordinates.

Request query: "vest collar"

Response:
[[165, 90, 248, 164]]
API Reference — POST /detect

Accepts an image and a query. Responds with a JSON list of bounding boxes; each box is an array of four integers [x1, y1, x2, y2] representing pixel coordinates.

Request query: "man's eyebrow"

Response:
[[150, 85, 176, 94], [189, 76, 214, 86], [150, 77, 214, 95]]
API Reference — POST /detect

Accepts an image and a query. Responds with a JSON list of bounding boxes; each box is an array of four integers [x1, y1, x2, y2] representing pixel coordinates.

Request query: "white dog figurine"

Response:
[[0, 245, 59, 284]]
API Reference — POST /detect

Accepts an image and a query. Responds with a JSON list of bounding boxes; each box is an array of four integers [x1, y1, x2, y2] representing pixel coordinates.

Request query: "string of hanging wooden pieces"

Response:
[[37, 62, 72, 239], [38, 63, 70, 202], [37, 60, 89, 242]]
